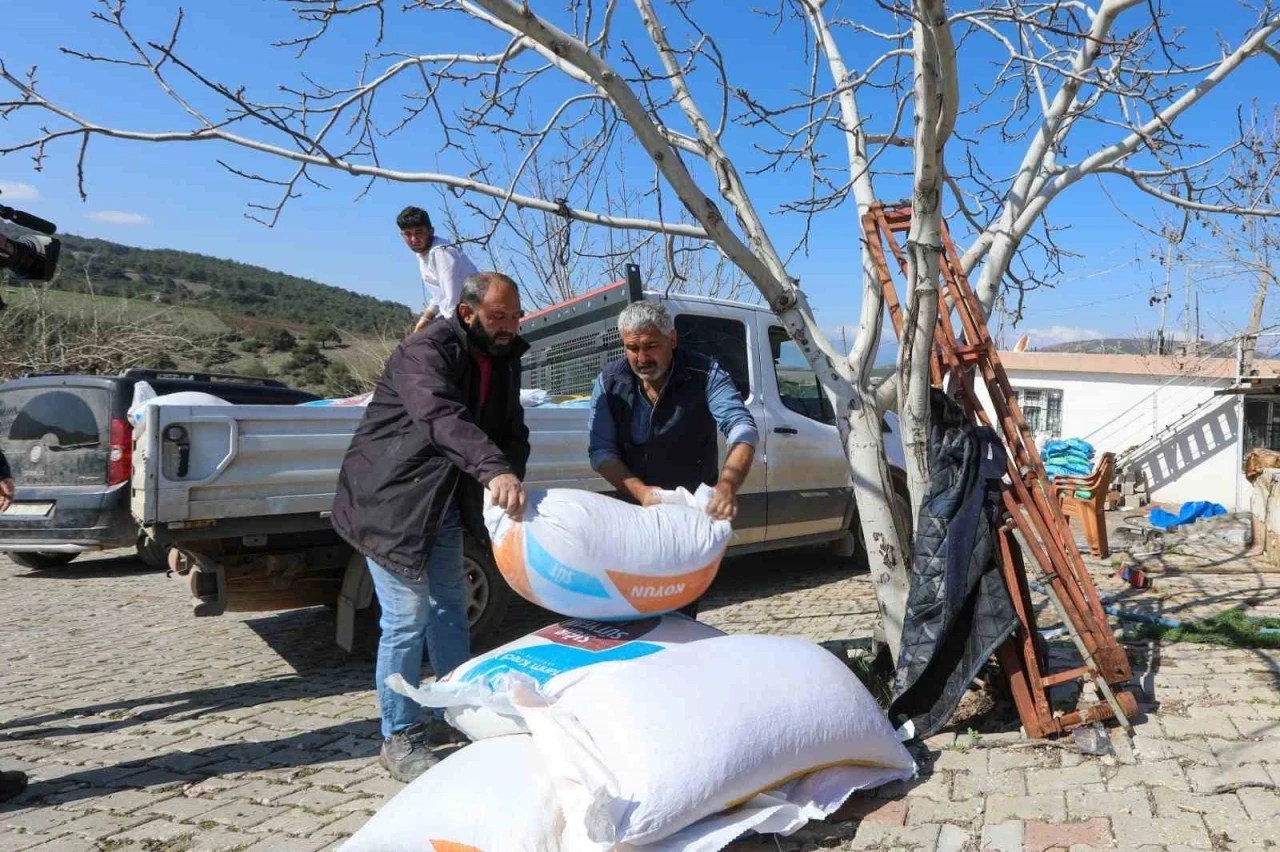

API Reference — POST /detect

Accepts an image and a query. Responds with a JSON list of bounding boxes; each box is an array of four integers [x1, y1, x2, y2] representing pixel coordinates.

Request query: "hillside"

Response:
[[1037, 337, 1153, 355], [2, 224, 414, 334], [1, 225, 412, 396]]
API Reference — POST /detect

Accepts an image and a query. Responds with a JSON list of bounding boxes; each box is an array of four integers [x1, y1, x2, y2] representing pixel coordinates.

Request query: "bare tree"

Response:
[[4, 0, 1279, 656], [434, 135, 753, 308], [1179, 107, 1280, 374]]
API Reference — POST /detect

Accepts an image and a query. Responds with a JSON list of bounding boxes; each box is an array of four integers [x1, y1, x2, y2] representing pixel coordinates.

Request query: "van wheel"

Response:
[[846, 477, 914, 565], [10, 552, 78, 570], [137, 536, 170, 571], [464, 535, 510, 650]]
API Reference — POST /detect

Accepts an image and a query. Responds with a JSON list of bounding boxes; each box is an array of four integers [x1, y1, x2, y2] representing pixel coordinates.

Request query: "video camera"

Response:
[[0, 189, 61, 284]]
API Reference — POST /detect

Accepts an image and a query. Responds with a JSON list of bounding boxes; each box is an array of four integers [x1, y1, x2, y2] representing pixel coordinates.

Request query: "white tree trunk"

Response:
[[799, 0, 913, 660], [896, 0, 954, 528]]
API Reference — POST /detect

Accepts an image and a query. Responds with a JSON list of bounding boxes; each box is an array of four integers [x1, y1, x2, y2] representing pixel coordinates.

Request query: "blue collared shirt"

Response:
[[588, 359, 759, 473]]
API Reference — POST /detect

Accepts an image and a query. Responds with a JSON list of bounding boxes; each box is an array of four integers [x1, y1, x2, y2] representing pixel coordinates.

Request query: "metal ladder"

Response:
[[864, 203, 1137, 738]]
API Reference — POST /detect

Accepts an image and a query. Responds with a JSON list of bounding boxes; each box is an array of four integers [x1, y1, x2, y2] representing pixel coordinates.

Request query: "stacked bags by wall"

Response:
[[1042, 437, 1095, 480], [342, 632, 916, 852], [485, 485, 733, 620]]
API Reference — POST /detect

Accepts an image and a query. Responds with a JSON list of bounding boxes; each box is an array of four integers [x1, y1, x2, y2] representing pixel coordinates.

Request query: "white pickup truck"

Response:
[[131, 266, 906, 649]]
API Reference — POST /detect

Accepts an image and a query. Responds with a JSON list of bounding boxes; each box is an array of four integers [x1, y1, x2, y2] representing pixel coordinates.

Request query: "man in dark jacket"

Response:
[[587, 301, 758, 616], [0, 447, 27, 804], [331, 272, 528, 781]]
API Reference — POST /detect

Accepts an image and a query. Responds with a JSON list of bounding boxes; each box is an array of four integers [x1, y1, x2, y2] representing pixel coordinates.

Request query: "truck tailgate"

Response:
[[130, 402, 611, 530], [132, 404, 366, 526]]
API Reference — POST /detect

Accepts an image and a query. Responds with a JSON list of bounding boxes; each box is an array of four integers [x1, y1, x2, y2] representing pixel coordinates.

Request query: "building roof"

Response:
[[997, 351, 1278, 380]]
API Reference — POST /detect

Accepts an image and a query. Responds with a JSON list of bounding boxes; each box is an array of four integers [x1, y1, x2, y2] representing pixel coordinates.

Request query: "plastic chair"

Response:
[[1052, 452, 1115, 559]]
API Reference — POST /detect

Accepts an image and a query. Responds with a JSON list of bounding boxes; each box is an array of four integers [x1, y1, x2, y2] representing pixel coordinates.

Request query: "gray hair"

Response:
[[618, 300, 673, 336], [460, 271, 519, 308]]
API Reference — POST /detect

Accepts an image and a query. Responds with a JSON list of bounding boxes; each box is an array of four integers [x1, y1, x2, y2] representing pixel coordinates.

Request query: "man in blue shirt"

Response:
[[588, 300, 758, 526]]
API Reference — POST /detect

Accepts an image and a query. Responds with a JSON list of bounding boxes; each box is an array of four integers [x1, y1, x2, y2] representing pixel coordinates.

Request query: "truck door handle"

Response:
[[773, 426, 798, 435]]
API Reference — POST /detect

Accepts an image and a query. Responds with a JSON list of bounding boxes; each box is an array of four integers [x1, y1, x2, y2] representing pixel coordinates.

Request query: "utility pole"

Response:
[[1183, 265, 1192, 355], [1156, 236, 1174, 355], [1241, 220, 1274, 377]]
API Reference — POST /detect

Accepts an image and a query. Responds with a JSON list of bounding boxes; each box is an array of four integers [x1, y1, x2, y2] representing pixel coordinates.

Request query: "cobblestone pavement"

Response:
[[1, 532, 1277, 852]]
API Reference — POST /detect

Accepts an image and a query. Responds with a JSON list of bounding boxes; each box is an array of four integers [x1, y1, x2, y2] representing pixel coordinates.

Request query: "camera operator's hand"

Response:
[[0, 478, 14, 514], [488, 473, 526, 518]]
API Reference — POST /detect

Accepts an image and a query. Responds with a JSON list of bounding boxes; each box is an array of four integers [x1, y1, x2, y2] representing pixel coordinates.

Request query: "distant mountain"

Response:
[[2, 224, 413, 334], [1035, 337, 1153, 355], [1035, 337, 1276, 358]]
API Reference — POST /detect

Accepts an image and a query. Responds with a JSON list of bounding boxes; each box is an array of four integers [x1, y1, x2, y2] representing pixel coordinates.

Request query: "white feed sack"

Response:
[[512, 634, 917, 849], [337, 735, 569, 852], [484, 485, 733, 620], [392, 614, 724, 740], [380, 633, 915, 852], [127, 382, 231, 441]]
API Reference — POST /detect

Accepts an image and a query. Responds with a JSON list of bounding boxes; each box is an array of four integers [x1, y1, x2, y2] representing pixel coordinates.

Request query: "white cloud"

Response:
[[1019, 325, 1103, 347], [88, 210, 152, 226], [0, 181, 40, 202]]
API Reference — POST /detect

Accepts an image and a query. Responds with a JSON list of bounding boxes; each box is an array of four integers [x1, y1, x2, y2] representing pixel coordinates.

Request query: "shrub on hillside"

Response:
[[266, 328, 297, 352]]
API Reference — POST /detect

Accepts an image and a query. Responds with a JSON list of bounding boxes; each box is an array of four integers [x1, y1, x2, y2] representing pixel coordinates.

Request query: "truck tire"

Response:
[[844, 475, 914, 565], [463, 535, 510, 649], [9, 552, 79, 570], [137, 535, 170, 571]]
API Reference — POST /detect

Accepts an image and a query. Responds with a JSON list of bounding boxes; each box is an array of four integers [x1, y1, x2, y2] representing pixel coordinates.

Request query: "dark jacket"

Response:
[[601, 348, 718, 493], [888, 390, 1018, 739], [330, 316, 530, 579]]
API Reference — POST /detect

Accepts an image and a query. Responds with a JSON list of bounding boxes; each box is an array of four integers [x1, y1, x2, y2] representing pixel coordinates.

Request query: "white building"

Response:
[[973, 352, 1280, 512]]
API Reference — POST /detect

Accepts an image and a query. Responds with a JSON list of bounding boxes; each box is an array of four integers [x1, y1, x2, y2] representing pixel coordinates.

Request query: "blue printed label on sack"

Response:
[[524, 530, 612, 599], [459, 641, 663, 686]]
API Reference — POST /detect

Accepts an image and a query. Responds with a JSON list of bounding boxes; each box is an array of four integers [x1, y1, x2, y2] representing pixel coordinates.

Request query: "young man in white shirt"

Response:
[[397, 206, 480, 333]]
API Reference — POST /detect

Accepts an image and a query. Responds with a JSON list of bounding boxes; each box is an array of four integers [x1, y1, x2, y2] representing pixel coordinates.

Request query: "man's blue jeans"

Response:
[[367, 509, 470, 740]]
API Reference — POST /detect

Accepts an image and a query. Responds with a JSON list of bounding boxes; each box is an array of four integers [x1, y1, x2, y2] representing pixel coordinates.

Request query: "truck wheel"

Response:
[[137, 535, 170, 571], [463, 536, 510, 649], [845, 476, 914, 565], [9, 552, 78, 570]]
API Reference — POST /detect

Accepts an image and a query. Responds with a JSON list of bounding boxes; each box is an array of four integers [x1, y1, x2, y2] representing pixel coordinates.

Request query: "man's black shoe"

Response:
[[379, 725, 439, 783]]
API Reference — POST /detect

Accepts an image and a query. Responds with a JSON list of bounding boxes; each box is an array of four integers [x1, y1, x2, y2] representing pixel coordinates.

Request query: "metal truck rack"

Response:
[[518, 264, 643, 397]]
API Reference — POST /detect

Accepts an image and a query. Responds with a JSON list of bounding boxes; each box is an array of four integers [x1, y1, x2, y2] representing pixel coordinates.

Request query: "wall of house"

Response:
[[975, 369, 1248, 510]]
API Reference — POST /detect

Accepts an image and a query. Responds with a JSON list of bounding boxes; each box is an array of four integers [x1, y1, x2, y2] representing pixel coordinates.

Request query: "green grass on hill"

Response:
[[3, 286, 230, 334]]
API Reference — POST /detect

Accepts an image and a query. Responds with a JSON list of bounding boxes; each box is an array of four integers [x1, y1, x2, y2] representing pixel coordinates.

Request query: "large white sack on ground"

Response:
[[392, 614, 724, 740], [512, 634, 917, 849], [338, 735, 568, 852], [485, 485, 731, 620]]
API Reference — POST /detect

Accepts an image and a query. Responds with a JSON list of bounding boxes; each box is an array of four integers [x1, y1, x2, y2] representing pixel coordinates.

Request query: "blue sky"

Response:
[[1, 0, 1273, 354]]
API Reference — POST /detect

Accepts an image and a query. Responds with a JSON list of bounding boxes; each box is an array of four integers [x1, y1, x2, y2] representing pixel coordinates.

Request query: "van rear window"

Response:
[[2, 388, 106, 446], [0, 386, 112, 485]]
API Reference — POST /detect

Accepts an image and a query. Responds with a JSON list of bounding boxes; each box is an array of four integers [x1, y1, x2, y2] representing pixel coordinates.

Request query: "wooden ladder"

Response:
[[864, 203, 1137, 738]]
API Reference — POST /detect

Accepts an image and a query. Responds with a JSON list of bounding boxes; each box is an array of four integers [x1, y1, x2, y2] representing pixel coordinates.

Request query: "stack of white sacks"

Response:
[[341, 486, 916, 852]]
